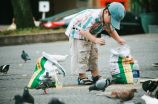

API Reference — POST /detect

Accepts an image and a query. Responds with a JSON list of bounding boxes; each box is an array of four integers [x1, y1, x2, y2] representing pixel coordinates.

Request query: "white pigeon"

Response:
[[141, 94, 158, 104], [51, 55, 69, 62], [42, 52, 68, 62]]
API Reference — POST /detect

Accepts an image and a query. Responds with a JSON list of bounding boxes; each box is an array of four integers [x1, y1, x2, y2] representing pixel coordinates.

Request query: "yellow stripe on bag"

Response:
[[122, 58, 133, 83], [28, 57, 42, 88]]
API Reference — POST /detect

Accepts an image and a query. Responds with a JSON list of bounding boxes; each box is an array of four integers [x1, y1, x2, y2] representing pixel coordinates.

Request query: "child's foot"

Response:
[[78, 76, 92, 85], [91, 75, 103, 84]]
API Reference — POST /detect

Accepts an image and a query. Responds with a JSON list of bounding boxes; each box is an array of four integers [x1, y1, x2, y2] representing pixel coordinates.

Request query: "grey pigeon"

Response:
[[97, 89, 137, 104], [14, 94, 23, 104], [21, 50, 31, 63], [89, 76, 121, 92], [22, 86, 34, 104], [48, 97, 65, 104], [36, 72, 52, 94], [0, 65, 10, 75], [14, 94, 31, 104]]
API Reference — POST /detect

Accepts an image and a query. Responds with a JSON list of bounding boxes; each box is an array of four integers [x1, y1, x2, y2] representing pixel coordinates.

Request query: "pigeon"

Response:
[[141, 94, 158, 104], [96, 89, 137, 104], [21, 50, 31, 63], [14, 94, 23, 104], [42, 52, 68, 62], [14, 94, 32, 104], [89, 76, 121, 92], [22, 86, 34, 104], [142, 80, 158, 96], [36, 72, 52, 94], [48, 97, 65, 104], [0, 65, 10, 75], [51, 55, 69, 62]]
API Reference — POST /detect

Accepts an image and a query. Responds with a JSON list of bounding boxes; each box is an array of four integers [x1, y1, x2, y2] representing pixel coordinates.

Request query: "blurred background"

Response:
[[0, 0, 158, 35]]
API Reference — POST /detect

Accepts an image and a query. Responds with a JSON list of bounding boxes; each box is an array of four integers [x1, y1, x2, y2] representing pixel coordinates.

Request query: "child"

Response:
[[65, 2, 126, 85]]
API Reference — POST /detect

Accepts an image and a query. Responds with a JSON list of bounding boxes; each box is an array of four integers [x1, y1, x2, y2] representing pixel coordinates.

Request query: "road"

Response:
[[0, 34, 158, 104]]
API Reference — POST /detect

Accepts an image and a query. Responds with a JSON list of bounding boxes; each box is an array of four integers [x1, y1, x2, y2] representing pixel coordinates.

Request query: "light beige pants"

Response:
[[69, 38, 98, 74]]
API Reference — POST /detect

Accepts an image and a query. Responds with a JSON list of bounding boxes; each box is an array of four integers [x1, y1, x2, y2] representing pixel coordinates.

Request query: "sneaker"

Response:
[[152, 63, 158, 67]]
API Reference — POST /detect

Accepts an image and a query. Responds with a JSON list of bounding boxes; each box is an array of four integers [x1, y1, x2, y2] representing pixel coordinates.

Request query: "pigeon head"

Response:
[[45, 72, 49, 78], [6, 65, 10, 67], [22, 50, 25, 53], [48, 97, 65, 104], [89, 85, 98, 92], [131, 89, 137, 93], [23, 86, 29, 96], [14, 94, 23, 103], [109, 76, 122, 85]]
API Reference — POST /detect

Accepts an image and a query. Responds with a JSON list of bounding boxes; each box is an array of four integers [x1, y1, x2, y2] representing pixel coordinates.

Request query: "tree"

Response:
[[11, 0, 35, 29]]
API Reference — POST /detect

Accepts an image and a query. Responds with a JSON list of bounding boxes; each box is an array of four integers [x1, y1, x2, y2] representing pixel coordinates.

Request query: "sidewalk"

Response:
[[0, 34, 158, 104]]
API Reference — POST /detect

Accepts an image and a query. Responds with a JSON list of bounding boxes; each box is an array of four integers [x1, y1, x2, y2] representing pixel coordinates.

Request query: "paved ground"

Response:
[[0, 34, 158, 104]]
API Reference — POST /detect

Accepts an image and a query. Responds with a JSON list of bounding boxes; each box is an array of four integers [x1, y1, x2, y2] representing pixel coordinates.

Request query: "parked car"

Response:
[[41, 7, 144, 36]]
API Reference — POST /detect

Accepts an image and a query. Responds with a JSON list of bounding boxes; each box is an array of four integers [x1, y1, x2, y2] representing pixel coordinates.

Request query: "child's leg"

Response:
[[89, 43, 103, 83], [79, 73, 86, 78], [69, 38, 92, 85]]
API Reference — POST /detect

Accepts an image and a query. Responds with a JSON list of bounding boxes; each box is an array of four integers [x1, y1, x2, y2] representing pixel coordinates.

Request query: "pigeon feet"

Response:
[[44, 90, 48, 94], [147, 90, 152, 96]]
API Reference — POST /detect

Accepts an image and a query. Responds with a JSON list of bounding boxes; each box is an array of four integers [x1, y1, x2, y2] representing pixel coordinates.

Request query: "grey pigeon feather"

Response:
[[48, 97, 65, 104], [21, 50, 31, 63], [0, 65, 10, 75], [22, 86, 34, 104], [89, 76, 121, 92], [36, 72, 52, 94]]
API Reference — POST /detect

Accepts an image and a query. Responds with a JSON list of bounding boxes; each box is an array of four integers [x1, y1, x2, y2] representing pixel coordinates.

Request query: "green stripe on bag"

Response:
[[113, 57, 128, 84], [28, 57, 47, 88]]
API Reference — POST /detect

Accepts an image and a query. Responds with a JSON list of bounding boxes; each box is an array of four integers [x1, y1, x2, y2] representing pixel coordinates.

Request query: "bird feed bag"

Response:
[[109, 44, 134, 84], [28, 52, 66, 88]]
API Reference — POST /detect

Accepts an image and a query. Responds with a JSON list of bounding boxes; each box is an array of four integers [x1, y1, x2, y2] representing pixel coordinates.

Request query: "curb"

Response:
[[0, 31, 68, 46]]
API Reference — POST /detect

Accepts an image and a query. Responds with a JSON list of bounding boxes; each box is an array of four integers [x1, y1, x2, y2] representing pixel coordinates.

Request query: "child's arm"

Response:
[[80, 28, 105, 46], [109, 30, 126, 45]]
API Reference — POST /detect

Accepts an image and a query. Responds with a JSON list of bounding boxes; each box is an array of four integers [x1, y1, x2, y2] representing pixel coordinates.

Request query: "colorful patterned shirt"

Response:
[[65, 9, 115, 41]]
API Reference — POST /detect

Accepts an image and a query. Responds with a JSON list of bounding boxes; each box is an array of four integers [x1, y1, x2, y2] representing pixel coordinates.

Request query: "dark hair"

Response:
[[103, 4, 111, 15]]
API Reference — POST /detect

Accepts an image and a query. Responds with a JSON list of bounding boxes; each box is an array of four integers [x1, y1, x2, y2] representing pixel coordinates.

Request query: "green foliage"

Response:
[[0, 27, 66, 36], [131, 0, 158, 13]]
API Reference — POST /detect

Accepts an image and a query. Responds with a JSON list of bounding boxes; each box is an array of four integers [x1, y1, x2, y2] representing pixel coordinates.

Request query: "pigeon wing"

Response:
[[21, 53, 27, 61], [3, 65, 10, 73], [36, 81, 47, 90], [114, 90, 134, 101], [25, 53, 31, 60]]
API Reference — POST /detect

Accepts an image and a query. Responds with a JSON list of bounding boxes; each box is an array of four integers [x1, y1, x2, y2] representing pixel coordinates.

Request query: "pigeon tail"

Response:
[[96, 91, 111, 96]]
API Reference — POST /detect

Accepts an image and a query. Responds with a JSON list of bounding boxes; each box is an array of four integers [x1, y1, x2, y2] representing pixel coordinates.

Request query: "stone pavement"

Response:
[[0, 34, 158, 104]]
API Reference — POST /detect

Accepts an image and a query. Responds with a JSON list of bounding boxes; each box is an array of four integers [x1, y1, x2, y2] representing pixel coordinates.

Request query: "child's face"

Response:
[[103, 10, 111, 25]]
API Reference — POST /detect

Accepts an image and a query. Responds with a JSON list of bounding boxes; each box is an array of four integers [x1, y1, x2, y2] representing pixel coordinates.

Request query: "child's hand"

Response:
[[117, 38, 126, 45], [94, 38, 105, 46]]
